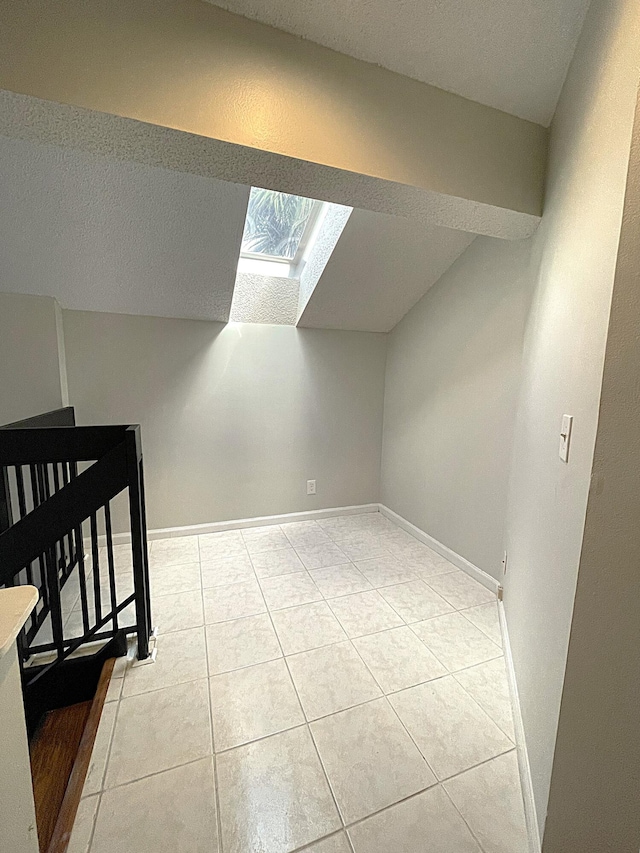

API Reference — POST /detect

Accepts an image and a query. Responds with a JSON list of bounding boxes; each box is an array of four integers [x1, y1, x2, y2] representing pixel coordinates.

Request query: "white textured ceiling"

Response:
[[298, 209, 475, 332], [0, 134, 249, 321], [0, 133, 477, 332], [205, 0, 590, 125]]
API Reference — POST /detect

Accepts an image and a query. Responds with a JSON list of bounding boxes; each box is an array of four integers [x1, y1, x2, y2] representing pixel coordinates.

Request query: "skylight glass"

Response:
[[241, 188, 318, 262]]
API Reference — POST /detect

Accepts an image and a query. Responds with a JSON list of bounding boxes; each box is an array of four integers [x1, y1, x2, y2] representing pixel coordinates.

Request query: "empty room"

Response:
[[1, 2, 639, 853]]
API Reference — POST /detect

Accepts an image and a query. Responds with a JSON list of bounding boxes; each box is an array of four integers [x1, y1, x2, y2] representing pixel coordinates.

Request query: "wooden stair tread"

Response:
[[28, 656, 115, 853], [30, 701, 92, 852]]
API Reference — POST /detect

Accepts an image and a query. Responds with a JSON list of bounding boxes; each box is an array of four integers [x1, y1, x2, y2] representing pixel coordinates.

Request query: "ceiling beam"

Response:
[[0, 0, 547, 238]]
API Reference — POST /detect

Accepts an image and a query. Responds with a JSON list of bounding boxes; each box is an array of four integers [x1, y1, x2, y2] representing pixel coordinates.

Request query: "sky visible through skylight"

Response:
[[241, 188, 316, 261]]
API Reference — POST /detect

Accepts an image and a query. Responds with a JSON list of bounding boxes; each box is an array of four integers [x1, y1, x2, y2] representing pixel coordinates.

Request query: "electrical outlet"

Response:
[[307, 479, 316, 495]]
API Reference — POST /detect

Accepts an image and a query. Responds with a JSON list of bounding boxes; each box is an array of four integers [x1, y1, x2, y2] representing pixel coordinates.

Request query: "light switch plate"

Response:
[[559, 414, 573, 462]]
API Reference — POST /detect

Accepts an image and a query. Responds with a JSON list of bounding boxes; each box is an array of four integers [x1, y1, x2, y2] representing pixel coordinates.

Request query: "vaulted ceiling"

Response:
[[205, 0, 590, 125], [0, 132, 473, 331], [0, 0, 592, 330]]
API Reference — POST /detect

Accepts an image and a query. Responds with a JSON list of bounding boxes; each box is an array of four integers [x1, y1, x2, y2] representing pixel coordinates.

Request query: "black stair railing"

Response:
[[0, 407, 152, 682]]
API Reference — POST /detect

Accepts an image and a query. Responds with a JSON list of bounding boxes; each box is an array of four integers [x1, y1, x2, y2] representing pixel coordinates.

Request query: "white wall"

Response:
[[503, 0, 640, 842], [380, 237, 533, 578], [377, 4, 640, 844], [0, 133, 250, 322], [0, 292, 67, 425], [541, 84, 640, 852], [229, 273, 300, 325], [62, 310, 387, 531], [0, 0, 546, 238]]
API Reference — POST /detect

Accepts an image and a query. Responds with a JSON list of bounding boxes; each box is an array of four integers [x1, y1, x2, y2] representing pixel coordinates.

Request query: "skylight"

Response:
[[240, 187, 324, 273]]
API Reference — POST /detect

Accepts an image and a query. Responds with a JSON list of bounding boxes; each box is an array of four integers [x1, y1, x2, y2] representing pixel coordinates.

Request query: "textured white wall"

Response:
[[208, 0, 589, 125], [297, 203, 353, 318], [0, 293, 67, 425], [62, 311, 387, 531], [541, 86, 640, 851], [298, 210, 475, 332], [230, 274, 299, 325], [380, 237, 533, 578], [0, 0, 546, 238], [0, 134, 249, 321], [503, 0, 640, 840]]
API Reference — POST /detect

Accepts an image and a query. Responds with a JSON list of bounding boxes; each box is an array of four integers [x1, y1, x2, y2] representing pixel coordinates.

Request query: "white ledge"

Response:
[[0, 586, 38, 660]]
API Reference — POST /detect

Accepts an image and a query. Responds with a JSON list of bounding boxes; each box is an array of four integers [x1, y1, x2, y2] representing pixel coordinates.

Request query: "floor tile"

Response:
[[271, 601, 347, 655], [310, 564, 373, 598], [295, 541, 350, 570], [316, 515, 368, 539], [454, 657, 515, 740], [98, 542, 134, 574], [122, 627, 208, 697], [462, 601, 502, 646], [149, 536, 199, 568], [328, 590, 403, 638], [203, 579, 265, 623], [92, 758, 218, 853], [353, 626, 447, 694], [105, 676, 122, 703], [355, 555, 418, 588], [389, 677, 513, 780], [387, 541, 458, 578], [348, 786, 482, 853], [355, 513, 396, 534], [304, 832, 352, 853], [281, 520, 332, 548], [379, 580, 454, 622], [83, 701, 117, 795], [206, 614, 282, 674], [150, 561, 201, 597], [311, 698, 435, 824], [152, 589, 204, 633], [217, 726, 341, 853], [287, 641, 382, 720], [260, 571, 322, 610], [67, 794, 99, 853], [335, 534, 390, 561], [426, 571, 495, 609], [251, 547, 305, 579], [198, 530, 246, 561], [412, 612, 502, 672], [104, 679, 212, 788], [444, 751, 528, 853], [378, 528, 420, 549], [242, 525, 290, 553], [210, 658, 304, 751], [200, 553, 255, 588]]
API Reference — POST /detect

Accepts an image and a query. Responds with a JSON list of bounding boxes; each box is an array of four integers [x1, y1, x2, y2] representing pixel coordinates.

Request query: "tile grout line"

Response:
[[106, 520, 509, 850], [451, 667, 517, 745], [111, 622, 505, 705], [197, 535, 226, 853], [245, 542, 349, 839], [439, 783, 488, 852]]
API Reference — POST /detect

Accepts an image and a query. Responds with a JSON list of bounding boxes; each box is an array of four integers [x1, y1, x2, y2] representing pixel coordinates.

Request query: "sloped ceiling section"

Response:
[[207, 0, 590, 126], [297, 210, 475, 333], [0, 132, 477, 332], [0, 134, 249, 321]]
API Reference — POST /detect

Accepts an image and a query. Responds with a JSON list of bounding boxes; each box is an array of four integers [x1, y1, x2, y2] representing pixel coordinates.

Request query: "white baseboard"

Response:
[[499, 601, 542, 853], [377, 504, 500, 593], [101, 503, 380, 546]]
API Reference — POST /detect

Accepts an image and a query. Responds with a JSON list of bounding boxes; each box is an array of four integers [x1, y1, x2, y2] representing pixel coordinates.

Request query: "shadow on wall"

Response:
[[380, 236, 535, 578], [62, 312, 387, 533]]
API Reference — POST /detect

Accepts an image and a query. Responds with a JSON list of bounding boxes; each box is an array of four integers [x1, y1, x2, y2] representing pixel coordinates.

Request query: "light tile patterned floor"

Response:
[[68, 512, 529, 853]]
